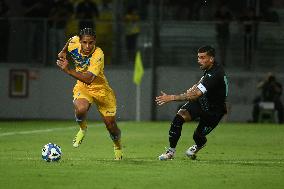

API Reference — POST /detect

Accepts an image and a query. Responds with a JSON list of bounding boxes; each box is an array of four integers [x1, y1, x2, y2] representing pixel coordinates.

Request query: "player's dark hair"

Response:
[[79, 28, 96, 39], [198, 45, 215, 57]]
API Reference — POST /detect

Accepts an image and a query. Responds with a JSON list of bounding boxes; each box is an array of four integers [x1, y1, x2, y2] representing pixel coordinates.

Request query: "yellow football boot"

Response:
[[72, 129, 86, 148], [114, 147, 123, 160]]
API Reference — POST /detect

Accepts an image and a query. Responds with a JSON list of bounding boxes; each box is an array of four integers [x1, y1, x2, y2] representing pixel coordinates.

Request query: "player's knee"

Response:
[[177, 109, 191, 121], [75, 104, 88, 115], [74, 99, 89, 115]]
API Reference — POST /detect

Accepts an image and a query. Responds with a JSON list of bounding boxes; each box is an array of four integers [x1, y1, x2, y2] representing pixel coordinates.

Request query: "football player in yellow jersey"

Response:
[[56, 28, 122, 160]]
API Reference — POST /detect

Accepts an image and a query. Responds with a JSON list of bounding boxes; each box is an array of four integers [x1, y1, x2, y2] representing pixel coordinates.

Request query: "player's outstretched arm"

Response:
[[155, 85, 203, 106], [56, 59, 95, 85], [155, 91, 175, 105], [155, 91, 190, 106]]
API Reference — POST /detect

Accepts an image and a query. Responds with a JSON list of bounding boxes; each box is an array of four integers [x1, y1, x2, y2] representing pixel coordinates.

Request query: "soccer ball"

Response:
[[41, 143, 62, 162]]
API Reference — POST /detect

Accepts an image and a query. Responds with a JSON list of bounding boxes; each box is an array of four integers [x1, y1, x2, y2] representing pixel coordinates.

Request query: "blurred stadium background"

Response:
[[0, 0, 284, 122]]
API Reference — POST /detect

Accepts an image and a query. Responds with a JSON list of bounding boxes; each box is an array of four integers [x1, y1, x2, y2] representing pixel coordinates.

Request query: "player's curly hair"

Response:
[[198, 45, 215, 57], [79, 28, 96, 39]]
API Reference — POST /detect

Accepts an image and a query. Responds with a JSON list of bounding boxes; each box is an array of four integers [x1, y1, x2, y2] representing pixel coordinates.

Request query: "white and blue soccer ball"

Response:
[[41, 143, 62, 162]]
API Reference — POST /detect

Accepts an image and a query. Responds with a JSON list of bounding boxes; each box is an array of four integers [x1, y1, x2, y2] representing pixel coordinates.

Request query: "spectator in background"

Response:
[[96, 0, 113, 64], [124, 6, 140, 63], [48, 0, 74, 62], [263, 7, 279, 22], [175, 0, 190, 20], [259, 0, 279, 22], [252, 72, 283, 124], [48, 0, 74, 33], [0, 0, 10, 62], [21, 0, 53, 18], [214, 3, 232, 66], [239, 7, 258, 70], [21, 0, 54, 62], [193, 0, 213, 21], [76, 0, 99, 30]]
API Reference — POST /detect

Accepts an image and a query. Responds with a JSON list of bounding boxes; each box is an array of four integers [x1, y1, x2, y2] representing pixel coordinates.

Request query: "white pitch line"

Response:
[[0, 126, 77, 137], [0, 122, 127, 137]]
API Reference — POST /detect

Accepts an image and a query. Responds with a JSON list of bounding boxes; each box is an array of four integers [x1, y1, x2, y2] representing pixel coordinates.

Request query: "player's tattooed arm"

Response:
[[173, 85, 202, 102], [186, 84, 203, 101], [155, 84, 203, 106]]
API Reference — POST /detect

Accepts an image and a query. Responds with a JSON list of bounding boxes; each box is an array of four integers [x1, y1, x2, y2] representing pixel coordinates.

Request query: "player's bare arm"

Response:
[[155, 86, 203, 106], [58, 38, 72, 59], [186, 84, 203, 101], [155, 91, 182, 106], [56, 59, 95, 85]]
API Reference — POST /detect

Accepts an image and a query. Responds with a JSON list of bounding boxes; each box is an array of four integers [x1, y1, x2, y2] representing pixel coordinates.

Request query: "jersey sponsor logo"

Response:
[[106, 111, 115, 114]]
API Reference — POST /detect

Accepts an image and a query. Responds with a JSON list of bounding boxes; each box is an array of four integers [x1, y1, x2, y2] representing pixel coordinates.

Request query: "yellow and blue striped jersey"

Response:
[[67, 36, 112, 96]]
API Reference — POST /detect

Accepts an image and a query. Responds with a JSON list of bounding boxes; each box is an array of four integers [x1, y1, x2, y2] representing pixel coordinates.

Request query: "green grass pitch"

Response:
[[0, 121, 283, 189]]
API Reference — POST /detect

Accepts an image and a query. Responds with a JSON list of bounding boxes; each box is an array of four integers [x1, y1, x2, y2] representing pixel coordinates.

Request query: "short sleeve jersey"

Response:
[[197, 63, 228, 114], [67, 36, 112, 96]]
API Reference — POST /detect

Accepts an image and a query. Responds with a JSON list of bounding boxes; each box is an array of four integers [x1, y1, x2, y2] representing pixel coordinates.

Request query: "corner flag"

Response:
[[133, 51, 144, 85]]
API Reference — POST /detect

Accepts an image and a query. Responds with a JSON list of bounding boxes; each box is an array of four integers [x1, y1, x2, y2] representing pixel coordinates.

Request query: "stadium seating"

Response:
[[258, 101, 276, 123]]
